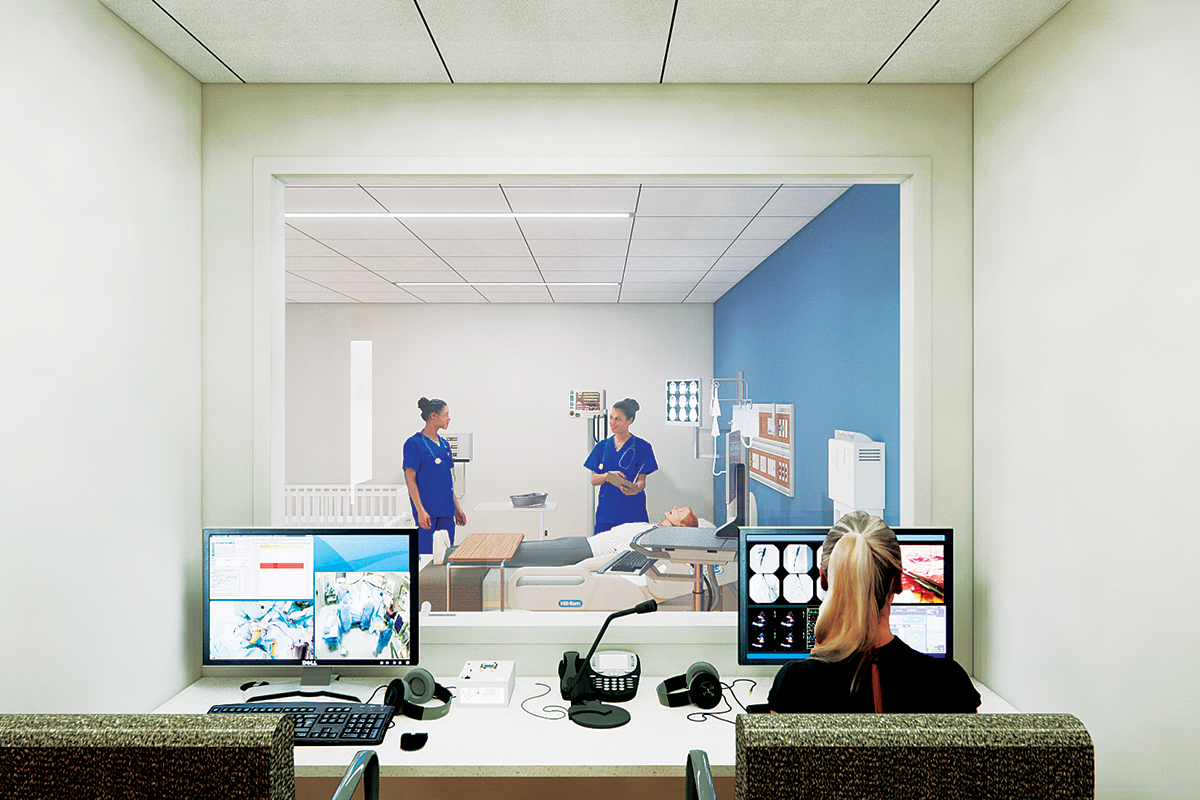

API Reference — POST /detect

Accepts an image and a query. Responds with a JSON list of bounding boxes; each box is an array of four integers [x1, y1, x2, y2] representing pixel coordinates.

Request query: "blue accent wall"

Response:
[[713, 184, 899, 526]]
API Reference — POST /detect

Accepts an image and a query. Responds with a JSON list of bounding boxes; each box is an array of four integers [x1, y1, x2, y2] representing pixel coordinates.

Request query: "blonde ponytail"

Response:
[[810, 511, 902, 689]]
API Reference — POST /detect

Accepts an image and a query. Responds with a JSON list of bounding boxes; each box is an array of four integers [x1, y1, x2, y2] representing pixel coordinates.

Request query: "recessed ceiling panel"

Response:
[[739, 217, 813, 240], [354, 257, 456, 272], [429, 240, 533, 258], [625, 256, 719, 271], [723, 239, 789, 258], [375, 270, 464, 284], [320, 239, 435, 258], [622, 271, 708, 284], [285, 255, 368, 271], [528, 240, 629, 258], [454, 270, 547, 283], [420, 0, 675, 82], [540, 271, 624, 283], [628, 239, 729, 258], [286, 186, 383, 212], [287, 218, 416, 240], [401, 218, 524, 240], [536, 257, 627, 272], [439, 255, 539, 271]]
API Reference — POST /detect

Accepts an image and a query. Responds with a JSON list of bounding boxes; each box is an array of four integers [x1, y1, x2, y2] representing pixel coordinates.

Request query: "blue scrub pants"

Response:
[[419, 516, 456, 554]]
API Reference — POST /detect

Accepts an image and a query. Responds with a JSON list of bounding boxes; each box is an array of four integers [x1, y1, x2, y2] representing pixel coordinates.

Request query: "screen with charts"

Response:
[[203, 528, 419, 667], [738, 526, 952, 665]]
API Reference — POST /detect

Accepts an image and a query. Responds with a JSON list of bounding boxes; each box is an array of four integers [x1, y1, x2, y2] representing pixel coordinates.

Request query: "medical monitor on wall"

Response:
[[738, 526, 952, 665], [203, 528, 419, 690]]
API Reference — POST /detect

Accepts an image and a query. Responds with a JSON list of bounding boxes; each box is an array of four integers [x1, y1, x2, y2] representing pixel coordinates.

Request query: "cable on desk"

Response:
[[520, 682, 568, 720], [686, 679, 759, 725]]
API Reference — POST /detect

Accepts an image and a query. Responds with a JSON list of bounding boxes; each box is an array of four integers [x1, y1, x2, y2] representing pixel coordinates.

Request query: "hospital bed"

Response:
[[501, 521, 739, 612]]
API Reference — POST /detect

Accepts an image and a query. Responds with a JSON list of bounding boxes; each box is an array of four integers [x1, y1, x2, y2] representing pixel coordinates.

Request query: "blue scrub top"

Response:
[[584, 434, 659, 528], [403, 432, 455, 518]]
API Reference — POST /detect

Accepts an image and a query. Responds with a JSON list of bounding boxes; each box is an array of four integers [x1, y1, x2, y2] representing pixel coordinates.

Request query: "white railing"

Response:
[[283, 484, 413, 527]]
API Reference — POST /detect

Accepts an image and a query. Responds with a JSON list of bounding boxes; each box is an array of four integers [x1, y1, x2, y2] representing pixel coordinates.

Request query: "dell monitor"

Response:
[[738, 526, 952, 665], [203, 527, 419, 701]]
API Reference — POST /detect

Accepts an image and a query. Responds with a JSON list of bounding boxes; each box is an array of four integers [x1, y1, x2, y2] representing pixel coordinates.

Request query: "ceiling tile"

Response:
[[286, 270, 383, 284], [285, 186, 383, 212], [285, 239, 340, 257], [313, 281, 404, 293], [504, 186, 640, 213], [405, 292, 489, 303], [287, 296, 360, 304], [628, 239, 729, 258], [684, 292, 727, 303], [534, 257, 627, 271], [352, 294, 425, 303], [402, 217, 524, 240], [285, 255, 367, 271], [722, 239, 788, 258], [622, 271, 708, 284], [98, 0, 244, 82], [354, 257, 455, 272], [539, 270, 624, 283], [549, 289, 621, 302], [874, 0, 1071, 83], [454, 270, 547, 283], [621, 281, 699, 292], [375, 270, 464, 284], [365, 186, 510, 213], [527, 239, 629, 258], [625, 256, 719, 271], [439, 255, 539, 271], [286, 218, 417, 240], [427, 239, 533, 258], [760, 186, 850, 216], [636, 186, 779, 216], [420, 0, 675, 82], [738, 216, 813, 240], [632, 216, 752, 239], [517, 217, 633, 240], [711, 255, 767, 273], [664, 1, 931, 82], [321, 239, 436, 258]]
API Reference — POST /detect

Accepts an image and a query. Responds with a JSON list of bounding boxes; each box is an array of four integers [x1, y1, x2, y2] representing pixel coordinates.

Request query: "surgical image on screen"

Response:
[[314, 572, 411, 661], [209, 600, 314, 661], [897, 544, 945, 604]]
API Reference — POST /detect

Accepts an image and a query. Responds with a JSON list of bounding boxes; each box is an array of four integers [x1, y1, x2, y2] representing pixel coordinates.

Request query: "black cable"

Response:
[[520, 682, 568, 720], [685, 679, 760, 724]]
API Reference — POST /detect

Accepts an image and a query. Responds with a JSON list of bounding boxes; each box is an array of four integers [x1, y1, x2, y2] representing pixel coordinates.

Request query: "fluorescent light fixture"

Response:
[[286, 212, 632, 219], [394, 282, 619, 287]]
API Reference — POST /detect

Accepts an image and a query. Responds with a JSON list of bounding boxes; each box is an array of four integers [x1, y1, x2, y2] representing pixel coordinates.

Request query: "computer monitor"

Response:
[[203, 527, 419, 699], [737, 526, 952, 665]]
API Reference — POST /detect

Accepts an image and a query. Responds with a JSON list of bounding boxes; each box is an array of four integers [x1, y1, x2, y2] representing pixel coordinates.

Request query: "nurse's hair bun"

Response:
[[612, 397, 639, 421], [418, 396, 447, 421]]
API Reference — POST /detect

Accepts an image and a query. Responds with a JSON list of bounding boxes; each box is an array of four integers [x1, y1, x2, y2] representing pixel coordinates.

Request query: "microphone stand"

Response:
[[563, 599, 657, 729]]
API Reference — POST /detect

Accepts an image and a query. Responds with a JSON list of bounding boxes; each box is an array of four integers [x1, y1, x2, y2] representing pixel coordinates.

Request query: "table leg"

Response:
[[499, 561, 506, 611], [446, 561, 452, 612], [692, 564, 703, 612]]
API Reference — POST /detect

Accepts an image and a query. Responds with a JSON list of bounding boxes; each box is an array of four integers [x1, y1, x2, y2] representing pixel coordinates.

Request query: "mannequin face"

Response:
[[663, 506, 695, 527]]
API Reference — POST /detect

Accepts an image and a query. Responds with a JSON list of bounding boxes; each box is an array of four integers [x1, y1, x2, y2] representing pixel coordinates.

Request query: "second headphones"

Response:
[[384, 668, 453, 720], [656, 662, 722, 710]]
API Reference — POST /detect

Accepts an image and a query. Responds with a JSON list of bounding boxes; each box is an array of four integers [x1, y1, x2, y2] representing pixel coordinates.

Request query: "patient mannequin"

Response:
[[436, 506, 698, 568]]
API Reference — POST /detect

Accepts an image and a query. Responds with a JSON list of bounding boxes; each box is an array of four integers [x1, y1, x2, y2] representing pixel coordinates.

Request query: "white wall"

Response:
[[286, 303, 715, 537], [0, 1, 202, 710], [974, 0, 1200, 796]]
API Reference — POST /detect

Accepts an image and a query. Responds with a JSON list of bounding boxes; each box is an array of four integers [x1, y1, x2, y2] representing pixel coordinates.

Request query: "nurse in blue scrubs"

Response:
[[584, 398, 659, 535], [403, 397, 466, 554]]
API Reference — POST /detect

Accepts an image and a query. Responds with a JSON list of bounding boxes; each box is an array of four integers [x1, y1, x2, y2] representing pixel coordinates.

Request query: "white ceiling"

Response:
[[98, 1, 1071, 303], [284, 183, 849, 304], [99, 0, 1069, 84]]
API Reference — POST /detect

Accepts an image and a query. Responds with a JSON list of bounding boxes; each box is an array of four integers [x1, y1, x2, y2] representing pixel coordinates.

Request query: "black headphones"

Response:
[[656, 662, 722, 710], [384, 668, 453, 720]]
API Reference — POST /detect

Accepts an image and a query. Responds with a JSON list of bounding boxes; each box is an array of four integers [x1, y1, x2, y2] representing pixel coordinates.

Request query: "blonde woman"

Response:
[[766, 511, 979, 713]]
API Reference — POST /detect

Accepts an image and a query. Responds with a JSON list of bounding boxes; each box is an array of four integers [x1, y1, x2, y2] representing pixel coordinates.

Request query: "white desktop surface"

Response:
[[156, 675, 1014, 779]]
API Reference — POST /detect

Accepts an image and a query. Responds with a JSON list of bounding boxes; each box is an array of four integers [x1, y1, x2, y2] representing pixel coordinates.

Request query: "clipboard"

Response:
[[603, 472, 636, 491]]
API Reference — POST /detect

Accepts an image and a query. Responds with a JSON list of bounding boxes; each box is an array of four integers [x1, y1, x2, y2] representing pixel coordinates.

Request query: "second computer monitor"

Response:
[[738, 526, 952, 665]]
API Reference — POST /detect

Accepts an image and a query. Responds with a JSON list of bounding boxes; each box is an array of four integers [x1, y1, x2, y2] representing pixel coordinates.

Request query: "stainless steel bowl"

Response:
[[510, 492, 548, 507]]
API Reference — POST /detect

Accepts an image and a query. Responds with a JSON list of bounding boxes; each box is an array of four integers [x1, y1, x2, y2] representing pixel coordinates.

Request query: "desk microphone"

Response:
[[560, 599, 657, 729]]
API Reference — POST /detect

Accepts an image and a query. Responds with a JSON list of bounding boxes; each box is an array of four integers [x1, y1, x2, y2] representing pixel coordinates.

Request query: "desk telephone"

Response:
[[559, 649, 641, 703]]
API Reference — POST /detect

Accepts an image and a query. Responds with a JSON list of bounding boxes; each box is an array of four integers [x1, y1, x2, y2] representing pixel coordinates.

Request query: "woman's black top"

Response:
[[767, 637, 981, 713]]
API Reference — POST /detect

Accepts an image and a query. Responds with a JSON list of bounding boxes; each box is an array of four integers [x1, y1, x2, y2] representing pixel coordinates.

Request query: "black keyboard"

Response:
[[600, 549, 655, 575], [208, 702, 393, 746]]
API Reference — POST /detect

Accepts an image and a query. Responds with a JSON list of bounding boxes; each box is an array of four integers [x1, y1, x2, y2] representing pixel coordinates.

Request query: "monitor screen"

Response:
[[738, 526, 951, 665], [203, 528, 419, 667]]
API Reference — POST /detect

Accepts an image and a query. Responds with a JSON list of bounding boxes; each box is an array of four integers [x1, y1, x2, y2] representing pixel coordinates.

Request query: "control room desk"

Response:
[[156, 675, 1014, 800]]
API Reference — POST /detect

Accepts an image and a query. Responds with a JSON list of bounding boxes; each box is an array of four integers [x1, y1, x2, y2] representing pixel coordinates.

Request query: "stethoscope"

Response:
[[421, 434, 450, 467], [600, 438, 637, 474]]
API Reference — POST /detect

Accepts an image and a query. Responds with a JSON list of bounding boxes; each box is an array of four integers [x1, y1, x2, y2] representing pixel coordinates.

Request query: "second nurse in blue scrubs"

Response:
[[404, 397, 466, 553], [584, 398, 659, 535]]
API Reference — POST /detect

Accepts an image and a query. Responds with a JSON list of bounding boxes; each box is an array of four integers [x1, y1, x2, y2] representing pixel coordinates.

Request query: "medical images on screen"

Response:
[[209, 600, 315, 661], [742, 532, 947, 662], [315, 571, 411, 661]]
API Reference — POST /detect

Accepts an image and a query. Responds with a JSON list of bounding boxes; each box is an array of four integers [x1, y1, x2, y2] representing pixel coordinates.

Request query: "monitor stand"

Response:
[[241, 666, 367, 703]]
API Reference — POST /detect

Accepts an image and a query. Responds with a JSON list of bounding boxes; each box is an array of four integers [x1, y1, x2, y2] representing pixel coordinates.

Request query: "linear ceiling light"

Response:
[[394, 282, 619, 287], [286, 212, 632, 219]]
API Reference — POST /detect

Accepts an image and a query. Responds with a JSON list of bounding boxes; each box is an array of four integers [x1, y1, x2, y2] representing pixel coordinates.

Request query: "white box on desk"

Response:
[[457, 660, 516, 707]]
